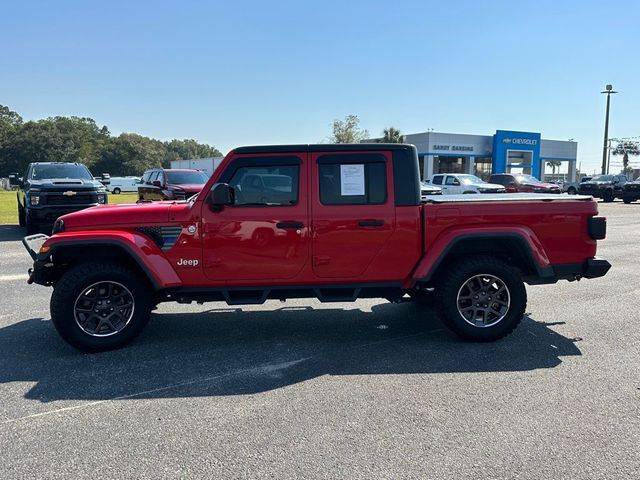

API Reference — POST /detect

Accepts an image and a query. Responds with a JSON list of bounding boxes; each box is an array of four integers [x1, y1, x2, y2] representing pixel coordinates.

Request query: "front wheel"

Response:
[[18, 205, 26, 227], [435, 256, 526, 341], [50, 263, 152, 352], [567, 187, 577, 195], [603, 189, 614, 202], [623, 197, 632, 204]]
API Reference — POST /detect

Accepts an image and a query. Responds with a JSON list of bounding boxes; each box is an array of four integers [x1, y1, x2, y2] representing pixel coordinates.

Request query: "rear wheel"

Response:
[[112, 187, 121, 194], [50, 262, 153, 352], [435, 256, 526, 341], [567, 187, 577, 195], [623, 196, 633, 204]]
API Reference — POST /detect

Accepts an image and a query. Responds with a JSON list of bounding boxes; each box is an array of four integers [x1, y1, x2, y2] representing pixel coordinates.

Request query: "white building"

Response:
[[375, 130, 578, 181]]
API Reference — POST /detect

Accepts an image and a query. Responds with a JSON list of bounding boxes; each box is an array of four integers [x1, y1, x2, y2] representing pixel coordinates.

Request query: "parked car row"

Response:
[[9, 159, 638, 235], [421, 172, 562, 197]]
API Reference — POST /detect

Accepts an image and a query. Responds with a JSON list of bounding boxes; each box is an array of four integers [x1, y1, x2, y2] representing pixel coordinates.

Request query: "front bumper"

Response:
[[22, 234, 55, 285], [27, 204, 99, 224]]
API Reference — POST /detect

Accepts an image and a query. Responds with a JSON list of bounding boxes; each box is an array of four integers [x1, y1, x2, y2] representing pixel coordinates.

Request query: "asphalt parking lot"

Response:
[[0, 202, 638, 479]]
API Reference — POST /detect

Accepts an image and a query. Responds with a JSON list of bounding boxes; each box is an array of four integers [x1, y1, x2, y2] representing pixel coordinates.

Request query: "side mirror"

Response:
[[208, 183, 234, 210], [152, 180, 162, 187]]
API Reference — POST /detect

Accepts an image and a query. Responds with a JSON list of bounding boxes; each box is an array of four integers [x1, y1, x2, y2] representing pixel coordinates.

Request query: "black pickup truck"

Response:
[[578, 174, 627, 202], [11, 162, 107, 234]]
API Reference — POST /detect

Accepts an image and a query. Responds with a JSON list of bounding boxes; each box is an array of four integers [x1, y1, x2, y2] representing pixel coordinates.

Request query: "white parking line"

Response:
[[0, 274, 27, 282]]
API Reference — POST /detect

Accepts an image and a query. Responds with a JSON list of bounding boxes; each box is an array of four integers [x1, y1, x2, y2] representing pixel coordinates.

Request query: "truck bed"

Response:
[[423, 193, 593, 203]]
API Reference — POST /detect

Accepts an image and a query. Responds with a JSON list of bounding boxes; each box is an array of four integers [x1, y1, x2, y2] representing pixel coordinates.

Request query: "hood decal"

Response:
[[136, 226, 182, 251]]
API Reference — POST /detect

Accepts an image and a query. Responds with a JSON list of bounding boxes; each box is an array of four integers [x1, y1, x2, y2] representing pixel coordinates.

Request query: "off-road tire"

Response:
[[25, 214, 38, 235], [603, 189, 614, 203], [18, 205, 26, 227], [435, 255, 527, 341], [50, 262, 153, 352]]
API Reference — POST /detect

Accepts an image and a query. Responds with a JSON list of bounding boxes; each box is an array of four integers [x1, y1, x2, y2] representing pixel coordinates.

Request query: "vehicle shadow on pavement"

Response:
[[0, 303, 582, 403], [0, 224, 23, 242]]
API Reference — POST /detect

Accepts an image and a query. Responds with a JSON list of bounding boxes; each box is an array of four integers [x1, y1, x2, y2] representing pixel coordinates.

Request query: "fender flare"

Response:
[[412, 227, 554, 283], [41, 231, 183, 289]]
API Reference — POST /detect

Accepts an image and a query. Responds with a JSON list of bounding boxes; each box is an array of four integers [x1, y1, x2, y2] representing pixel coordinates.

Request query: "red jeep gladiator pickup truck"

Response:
[[23, 144, 610, 352]]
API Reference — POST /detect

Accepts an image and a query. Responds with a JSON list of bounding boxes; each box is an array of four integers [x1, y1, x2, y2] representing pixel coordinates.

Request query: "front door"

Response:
[[310, 151, 395, 279], [201, 153, 309, 282]]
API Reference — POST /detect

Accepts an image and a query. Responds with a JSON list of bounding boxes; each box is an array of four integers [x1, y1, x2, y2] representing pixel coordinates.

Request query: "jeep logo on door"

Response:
[[176, 258, 199, 267]]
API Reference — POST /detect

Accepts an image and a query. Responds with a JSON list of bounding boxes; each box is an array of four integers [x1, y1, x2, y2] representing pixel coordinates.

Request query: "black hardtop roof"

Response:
[[231, 143, 415, 155], [29, 162, 85, 165]]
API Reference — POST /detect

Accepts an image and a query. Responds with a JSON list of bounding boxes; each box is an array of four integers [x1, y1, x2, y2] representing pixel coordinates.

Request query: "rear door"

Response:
[[201, 153, 309, 282], [310, 150, 395, 279]]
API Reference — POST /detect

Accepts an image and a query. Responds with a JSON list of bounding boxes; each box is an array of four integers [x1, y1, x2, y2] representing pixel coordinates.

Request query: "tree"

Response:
[[94, 133, 166, 176], [0, 104, 224, 177], [546, 160, 562, 179], [164, 139, 222, 162], [381, 127, 405, 143], [329, 114, 369, 143], [612, 140, 639, 176]]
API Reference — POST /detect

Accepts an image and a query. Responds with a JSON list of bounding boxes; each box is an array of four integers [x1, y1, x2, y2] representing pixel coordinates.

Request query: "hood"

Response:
[[59, 201, 178, 229], [523, 181, 560, 189], [420, 183, 442, 192], [581, 180, 610, 186], [476, 183, 506, 190], [171, 183, 205, 193], [28, 178, 103, 190]]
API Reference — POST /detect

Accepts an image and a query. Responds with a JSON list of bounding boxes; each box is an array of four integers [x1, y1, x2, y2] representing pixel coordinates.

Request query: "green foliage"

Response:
[[546, 160, 562, 177], [0, 104, 222, 177], [329, 114, 369, 144], [381, 127, 405, 143]]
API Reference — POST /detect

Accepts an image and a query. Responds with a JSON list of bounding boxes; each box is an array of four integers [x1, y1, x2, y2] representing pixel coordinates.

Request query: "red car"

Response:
[[138, 168, 209, 201], [23, 144, 609, 352], [490, 173, 562, 194]]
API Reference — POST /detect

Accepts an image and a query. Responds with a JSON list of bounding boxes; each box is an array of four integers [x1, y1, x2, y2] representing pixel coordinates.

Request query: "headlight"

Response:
[[97, 193, 106, 204], [30, 195, 40, 206]]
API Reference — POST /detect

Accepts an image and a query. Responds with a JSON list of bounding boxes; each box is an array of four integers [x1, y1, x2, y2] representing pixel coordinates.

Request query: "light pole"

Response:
[[601, 84, 617, 174]]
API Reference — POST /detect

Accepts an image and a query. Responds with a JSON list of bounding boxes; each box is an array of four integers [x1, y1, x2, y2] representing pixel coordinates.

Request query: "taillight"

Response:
[[588, 216, 607, 240]]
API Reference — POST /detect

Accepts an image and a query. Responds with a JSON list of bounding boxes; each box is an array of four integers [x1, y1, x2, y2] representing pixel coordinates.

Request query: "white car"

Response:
[[108, 176, 142, 194], [429, 174, 506, 194]]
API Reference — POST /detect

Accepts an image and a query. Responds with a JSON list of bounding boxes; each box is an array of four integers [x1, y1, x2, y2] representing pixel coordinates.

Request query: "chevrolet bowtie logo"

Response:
[[63, 191, 77, 196]]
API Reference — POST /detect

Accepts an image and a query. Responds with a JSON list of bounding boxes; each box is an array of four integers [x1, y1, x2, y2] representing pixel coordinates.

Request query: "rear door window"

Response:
[[317, 154, 387, 205]]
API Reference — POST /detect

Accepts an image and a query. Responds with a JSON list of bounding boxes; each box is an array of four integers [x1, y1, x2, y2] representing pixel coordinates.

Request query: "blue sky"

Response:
[[2, 0, 639, 173]]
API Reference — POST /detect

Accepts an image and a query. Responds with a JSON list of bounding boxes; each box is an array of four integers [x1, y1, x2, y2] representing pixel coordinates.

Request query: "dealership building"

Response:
[[397, 130, 577, 182]]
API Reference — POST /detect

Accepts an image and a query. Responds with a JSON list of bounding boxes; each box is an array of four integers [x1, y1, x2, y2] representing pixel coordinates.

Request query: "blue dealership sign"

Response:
[[492, 130, 542, 177]]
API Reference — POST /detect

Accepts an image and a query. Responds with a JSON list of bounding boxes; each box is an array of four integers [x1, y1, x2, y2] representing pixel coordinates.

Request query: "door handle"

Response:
[[358, 219, 384, 227], [276, 221, 304, 229]]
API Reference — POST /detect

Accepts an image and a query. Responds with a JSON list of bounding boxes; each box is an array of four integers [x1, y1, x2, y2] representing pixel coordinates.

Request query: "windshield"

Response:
[[457, 174, 485, 185], [30, 164, 93, 181], [589, 175, 613, 182], [166, 171, 209, 185], [515, 174, 540, 184]]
